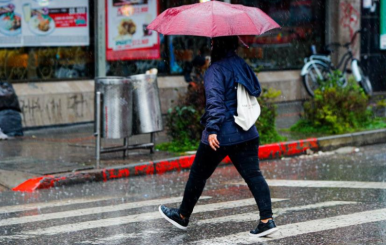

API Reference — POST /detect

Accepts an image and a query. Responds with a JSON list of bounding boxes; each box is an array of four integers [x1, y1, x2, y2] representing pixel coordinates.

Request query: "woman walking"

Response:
[[159, 36, 278, 237]]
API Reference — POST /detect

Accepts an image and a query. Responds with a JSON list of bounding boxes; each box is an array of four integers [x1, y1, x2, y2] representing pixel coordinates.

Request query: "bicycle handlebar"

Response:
[[325, 29, 364, 51]]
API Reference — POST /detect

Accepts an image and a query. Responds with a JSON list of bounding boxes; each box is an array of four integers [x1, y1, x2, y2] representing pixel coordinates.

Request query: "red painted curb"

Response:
[[12, 138, 319, 192], [259, 138, 319, 159]]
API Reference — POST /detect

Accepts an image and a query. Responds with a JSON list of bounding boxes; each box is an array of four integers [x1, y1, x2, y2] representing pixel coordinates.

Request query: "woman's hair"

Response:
[[211, 36, 239, 63]]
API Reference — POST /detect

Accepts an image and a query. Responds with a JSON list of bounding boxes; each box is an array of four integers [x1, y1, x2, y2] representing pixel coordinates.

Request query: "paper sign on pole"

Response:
[[106, 0, 160, 61]]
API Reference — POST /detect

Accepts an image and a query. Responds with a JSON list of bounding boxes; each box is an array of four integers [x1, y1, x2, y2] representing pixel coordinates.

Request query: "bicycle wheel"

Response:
[[302, 63, 330, 97], [357, 65, 373, 96]]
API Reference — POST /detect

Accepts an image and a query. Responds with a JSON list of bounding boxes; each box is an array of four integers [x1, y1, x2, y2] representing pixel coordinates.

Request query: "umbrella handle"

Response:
[[238, 36, 250, 48]]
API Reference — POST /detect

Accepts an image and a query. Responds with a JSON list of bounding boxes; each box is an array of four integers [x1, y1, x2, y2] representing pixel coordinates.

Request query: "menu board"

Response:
[[0, 0, 89, 47], [106, 0, 160, 61]]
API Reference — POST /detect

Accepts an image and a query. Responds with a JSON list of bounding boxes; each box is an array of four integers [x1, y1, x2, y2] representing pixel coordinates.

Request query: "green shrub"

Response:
[[256, 88, 287, 144], [376, 99, 386, 109], [163, 105, 203, 148], [291, 72, 372, 135], [157, 83, 205, 153], [158, 82, 285, 153]]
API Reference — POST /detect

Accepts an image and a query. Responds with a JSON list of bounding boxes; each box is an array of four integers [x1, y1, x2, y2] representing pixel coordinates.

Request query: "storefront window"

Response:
[[106, 0, 211, 77], [106, 0, 168, 76], [233, 0, 325, 70], [0, 46, 93, 81], [163, 0, 212, 76], [106, 33, 168, 76], [1, 0, 326, 82], [0, 0, 93, 83]]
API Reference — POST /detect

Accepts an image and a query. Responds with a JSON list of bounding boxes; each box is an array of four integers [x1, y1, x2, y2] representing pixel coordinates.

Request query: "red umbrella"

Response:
[[147, 1, 280, 38]]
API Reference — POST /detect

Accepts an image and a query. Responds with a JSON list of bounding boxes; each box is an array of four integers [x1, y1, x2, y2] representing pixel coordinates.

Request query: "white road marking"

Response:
[[230, 179, 386, 189], [0, 196, 211, 227], [79, 229, 163, 244], [15, 198, 286, 237], [77, 201, 356, 245], [194, 208, 386, 245], [196, 201, 357, 225], [0, 196, 118, 214]]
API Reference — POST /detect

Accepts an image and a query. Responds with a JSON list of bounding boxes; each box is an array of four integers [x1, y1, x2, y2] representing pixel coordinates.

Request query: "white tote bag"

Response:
[[234, 83, 261, 131]]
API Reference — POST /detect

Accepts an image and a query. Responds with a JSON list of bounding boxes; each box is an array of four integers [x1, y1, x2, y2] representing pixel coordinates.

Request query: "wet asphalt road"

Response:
[[0, 143, 385, 245]]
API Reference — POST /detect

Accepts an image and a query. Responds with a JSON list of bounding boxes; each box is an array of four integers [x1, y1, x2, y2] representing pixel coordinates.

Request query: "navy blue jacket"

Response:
[[201, 52, 261, 146]]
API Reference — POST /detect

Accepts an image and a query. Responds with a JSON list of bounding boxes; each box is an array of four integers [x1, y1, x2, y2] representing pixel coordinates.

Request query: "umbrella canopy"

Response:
[[147, 1, 280, 38]]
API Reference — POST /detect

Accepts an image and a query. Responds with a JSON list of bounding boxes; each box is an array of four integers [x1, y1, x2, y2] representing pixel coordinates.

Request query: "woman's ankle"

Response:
[[260, 218, 273, 223]]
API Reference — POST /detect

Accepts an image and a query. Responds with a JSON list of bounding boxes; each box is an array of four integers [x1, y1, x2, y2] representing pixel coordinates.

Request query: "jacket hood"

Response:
[[216, 53, 261, 97]]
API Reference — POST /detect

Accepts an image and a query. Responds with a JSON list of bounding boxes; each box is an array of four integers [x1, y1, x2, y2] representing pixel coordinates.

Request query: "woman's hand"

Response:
[[208, 134, 220, 151]]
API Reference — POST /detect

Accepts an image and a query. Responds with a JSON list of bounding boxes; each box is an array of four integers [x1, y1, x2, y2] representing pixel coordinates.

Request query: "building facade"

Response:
[[0, 0, 384, 128]]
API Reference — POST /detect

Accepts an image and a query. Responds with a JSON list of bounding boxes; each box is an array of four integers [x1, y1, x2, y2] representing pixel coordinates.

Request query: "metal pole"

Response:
[[150, 133, 155, 154], [95, 0, 107, 77], [96, 91, 102, 169], [123, 137, 128, 158]]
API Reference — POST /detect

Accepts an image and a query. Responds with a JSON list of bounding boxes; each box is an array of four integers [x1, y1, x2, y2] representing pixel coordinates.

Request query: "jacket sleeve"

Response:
[[204, 65, 227, 135]]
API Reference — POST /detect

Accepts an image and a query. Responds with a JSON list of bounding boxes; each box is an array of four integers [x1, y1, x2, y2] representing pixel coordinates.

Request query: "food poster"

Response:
[[21, 0, 89, 47], [106, 0, 160, 61], [0, 1, 23, 47]]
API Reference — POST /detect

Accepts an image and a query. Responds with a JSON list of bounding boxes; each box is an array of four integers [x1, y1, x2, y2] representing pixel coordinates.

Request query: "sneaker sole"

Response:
[[158, 206, 188, 231], [249, 227, 278, 238]]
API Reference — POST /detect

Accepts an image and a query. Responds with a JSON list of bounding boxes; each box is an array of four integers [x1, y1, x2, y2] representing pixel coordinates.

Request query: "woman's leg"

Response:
[[228, 138, 273, 220], [179, 142, 227, 218]]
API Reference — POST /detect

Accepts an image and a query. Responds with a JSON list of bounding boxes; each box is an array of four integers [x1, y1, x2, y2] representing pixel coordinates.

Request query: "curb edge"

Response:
[[12, 138, 319, 192]]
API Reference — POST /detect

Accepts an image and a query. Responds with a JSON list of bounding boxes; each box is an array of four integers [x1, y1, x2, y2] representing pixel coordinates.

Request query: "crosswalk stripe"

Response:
[[193, 208, 386, 245], [196, 201, 357, 225], [78, 201, 356, 245], [0, 196, 119, 214], [0, 196, 212, 227], [229, 179, 386, 189], [79, 229, 163, 244], [14, 198, 286, 237]]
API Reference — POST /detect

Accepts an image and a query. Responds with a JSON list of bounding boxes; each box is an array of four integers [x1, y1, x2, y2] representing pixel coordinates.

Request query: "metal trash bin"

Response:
[[95, 77, 133, 139], [129, 74, 163, 134]]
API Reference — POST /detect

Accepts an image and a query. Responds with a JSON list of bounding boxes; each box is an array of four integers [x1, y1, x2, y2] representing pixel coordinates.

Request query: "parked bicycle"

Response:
[[301, 30, 373, 97]]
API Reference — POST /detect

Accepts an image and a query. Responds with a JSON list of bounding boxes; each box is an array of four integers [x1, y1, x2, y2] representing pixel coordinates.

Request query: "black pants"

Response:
[[179, 138, 273, 220]]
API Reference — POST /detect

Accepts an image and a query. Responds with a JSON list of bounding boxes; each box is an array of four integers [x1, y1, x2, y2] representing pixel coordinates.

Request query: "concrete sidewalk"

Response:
[[0, 124, 177, 189], [1, 122, 386, 192]]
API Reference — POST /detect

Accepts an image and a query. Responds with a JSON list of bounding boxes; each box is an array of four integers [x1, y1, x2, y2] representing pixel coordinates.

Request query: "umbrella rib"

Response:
[[242, 11, 262, 35]]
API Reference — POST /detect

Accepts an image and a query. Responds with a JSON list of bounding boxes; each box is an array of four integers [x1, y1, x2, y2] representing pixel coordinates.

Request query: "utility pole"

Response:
[[95, 0, 107, 77]]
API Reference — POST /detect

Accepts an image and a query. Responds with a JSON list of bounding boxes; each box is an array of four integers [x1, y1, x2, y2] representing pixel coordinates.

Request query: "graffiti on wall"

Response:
[[18, 93, 92, 127], [340, 2, 360, 39]]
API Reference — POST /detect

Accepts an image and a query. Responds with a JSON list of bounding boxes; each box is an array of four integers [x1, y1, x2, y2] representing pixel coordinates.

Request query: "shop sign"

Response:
[[381, 0, 386, 50], [0, 0, 89, 47], [106, 0, 160, 61]]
